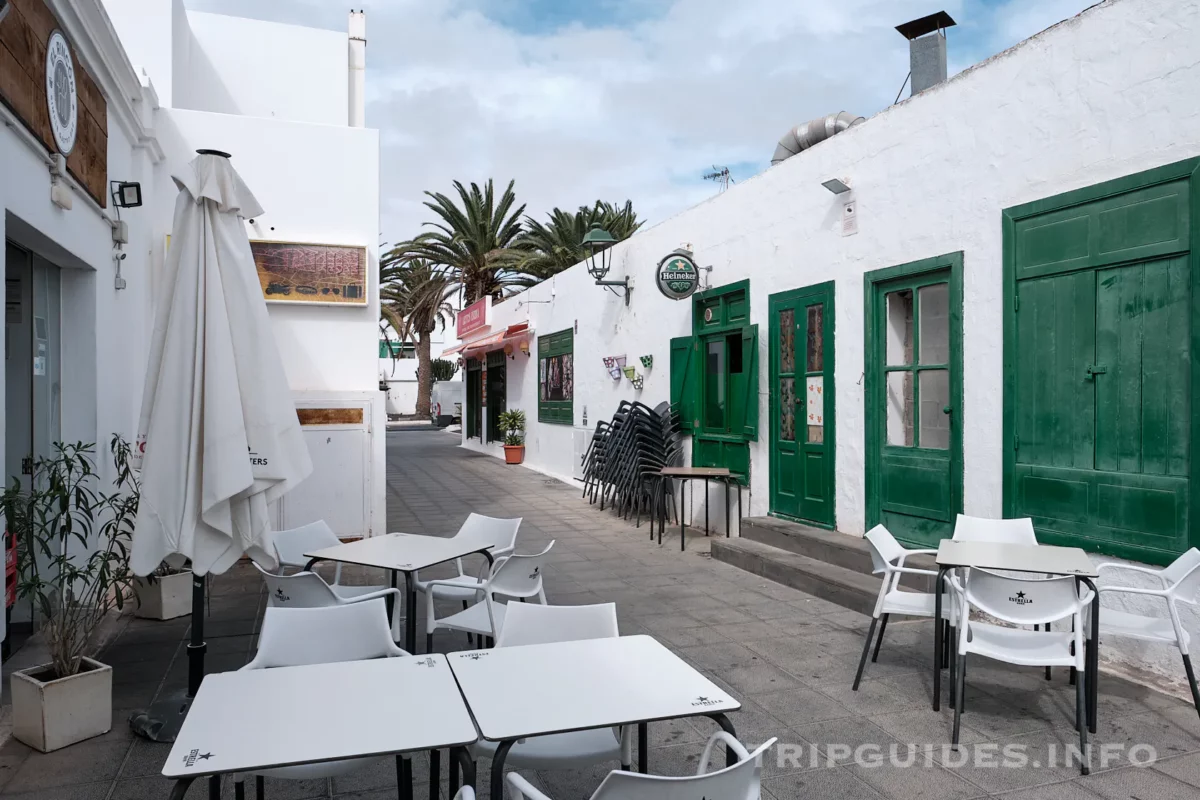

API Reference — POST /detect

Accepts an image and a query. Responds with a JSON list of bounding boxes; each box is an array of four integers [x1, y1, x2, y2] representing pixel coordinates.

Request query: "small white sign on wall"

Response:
[[806, 376, 823, 426], [841, 201, 858, 236]]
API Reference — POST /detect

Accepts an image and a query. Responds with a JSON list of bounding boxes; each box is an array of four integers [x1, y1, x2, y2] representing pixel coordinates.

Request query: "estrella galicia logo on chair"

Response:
[[1008, 591, 1032, 605], [528, 566, 541, 580], [691, 696, 721, 707], [182, 749, 214, 767], [274, 587, 290, 603]]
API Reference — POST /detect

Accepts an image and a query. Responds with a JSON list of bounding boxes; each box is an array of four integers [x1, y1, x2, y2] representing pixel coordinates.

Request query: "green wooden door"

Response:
[[465, 358, 482, 439], [769, 283, 835, 526], [866, 254, 964, 547]]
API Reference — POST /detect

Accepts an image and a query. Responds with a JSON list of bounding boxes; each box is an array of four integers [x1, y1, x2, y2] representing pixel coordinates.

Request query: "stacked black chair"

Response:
[[580, 401, 683, 532]]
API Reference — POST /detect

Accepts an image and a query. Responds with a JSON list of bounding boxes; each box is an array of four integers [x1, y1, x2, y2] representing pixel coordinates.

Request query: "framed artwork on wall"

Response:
[[251, 240, 368, 305]]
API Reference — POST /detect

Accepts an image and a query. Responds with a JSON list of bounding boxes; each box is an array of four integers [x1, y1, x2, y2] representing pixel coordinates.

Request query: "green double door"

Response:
[[1006, 167, 1196, 563], [866, 254, 964, 547], [769, 282, 834, 526]]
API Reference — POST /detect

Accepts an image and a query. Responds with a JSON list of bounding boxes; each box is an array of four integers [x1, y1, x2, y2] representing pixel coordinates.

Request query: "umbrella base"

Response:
[[128, 691, 193, 742]]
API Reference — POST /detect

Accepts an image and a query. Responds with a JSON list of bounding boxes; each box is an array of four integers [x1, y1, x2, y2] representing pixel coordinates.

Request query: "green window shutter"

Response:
[[538, 328, 574, 425], [670, 336, 697, 432], [739, 324, 759, 440]]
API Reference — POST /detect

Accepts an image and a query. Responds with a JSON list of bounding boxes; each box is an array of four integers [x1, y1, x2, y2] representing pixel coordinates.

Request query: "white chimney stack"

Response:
[[348, 9, 366, 127]]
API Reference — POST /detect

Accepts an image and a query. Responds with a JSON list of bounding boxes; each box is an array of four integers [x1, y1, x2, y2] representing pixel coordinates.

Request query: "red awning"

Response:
[[440, 342, 468, 357], [461, 324, 534, 359]]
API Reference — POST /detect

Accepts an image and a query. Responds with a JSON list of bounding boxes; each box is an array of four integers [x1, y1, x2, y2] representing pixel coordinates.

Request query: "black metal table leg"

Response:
[[387, 569, 397, 635], [428, 750, 440, 800], [1083, 577, 1099, 733], [450, 746, 475, 797], [169, 778, 196, 800], [704, 478, 710, 535], [209, 774, 221, 800], [724, 479, 730, 538], [680, 478, 687, 552], [395, 755, 412, 800], [933, 567, 948, 712], [405, 572, 418, 655], [638, 722, 648, 773], [490, 740, 515, 800], [709, 713, 739, 767]]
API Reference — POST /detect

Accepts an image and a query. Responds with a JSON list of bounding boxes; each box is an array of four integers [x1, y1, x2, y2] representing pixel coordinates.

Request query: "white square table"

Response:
[[304, 532, 496, 653], [932, 540, 1101, 732], [448, 634, 741, 799], [162, 654, 478, 800]]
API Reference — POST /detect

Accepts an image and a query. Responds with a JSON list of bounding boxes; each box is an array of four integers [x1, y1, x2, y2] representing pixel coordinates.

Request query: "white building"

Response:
[[458, 0, 1200, 694], [1, 0, 384, 605]]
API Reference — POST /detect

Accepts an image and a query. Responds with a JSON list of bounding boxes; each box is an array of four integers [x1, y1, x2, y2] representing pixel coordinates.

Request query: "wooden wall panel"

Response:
[[297, 408, 365, 426], [0, 0, 108, 207]]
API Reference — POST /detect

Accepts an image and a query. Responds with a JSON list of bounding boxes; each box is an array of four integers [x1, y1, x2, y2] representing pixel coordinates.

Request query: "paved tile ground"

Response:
[[2, 429, 1199, 800]]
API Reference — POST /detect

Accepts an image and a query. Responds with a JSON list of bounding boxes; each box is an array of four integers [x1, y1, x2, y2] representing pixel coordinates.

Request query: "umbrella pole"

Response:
[[186, 573, 207, 697], [128, 574, 208, 742]]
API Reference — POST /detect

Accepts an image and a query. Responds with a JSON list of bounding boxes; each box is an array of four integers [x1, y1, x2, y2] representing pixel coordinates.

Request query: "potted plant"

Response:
[[0, 436, 138, 752], [133, 557, 192, 620], [498, 409, 527, 465]]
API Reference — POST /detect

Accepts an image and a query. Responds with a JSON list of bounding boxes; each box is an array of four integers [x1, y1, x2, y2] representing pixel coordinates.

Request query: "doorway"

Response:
[[485, 350, 507, 443], [1004, 160, 1199, 564], [769, 281, 835, 526], [465, 358, 482, 439], [865, 253, 963, 547]]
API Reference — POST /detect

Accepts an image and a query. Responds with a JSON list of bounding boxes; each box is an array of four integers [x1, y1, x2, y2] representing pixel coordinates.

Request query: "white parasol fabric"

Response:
[[131, 152, 312, 577]]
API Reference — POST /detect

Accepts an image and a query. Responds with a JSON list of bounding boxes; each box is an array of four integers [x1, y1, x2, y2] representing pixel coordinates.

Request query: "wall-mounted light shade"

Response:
[[821, 178, 852, 195], [583, 223, 617, 280], [111, 181, 143, 208]]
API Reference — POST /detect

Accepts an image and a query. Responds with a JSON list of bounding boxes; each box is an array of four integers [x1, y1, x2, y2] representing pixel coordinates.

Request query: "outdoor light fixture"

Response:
[[519, 340, 530, 357], [110, 180, 143, 208], [583, 223, 632, 306], [822, 178, 852, 195]]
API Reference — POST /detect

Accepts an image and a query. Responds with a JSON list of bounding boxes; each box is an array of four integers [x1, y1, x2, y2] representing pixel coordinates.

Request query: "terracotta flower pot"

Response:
[[503, 445, 525, 464]]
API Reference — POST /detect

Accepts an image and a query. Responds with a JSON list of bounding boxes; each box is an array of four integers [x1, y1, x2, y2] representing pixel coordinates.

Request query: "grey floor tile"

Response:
[[4, 740, 129, 792], [1078, 765, 1199, 800], [1152, 751, 1200, 787], [846, 758, 986, 800], [3, 781, 117, 800], [986, 782, 1105, 800], [756, 687, 857, 726], [763, 765, 885, 800], [789, 717, 900, 765]]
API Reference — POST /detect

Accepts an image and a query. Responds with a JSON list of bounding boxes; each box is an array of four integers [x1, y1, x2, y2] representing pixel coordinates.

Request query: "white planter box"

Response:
[[134, 571, 193, 620], [11, 657, 112, 752]]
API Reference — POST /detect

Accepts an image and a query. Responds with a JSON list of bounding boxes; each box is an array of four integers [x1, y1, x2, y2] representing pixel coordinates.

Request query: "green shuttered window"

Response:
[[538, 328, 574, 425]]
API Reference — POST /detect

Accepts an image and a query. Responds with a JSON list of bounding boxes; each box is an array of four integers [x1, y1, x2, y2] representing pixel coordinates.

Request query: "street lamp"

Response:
[[582, 223, 631, 305]]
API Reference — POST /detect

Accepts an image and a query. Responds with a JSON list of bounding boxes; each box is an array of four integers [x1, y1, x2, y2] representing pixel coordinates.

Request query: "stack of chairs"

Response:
[[580, 401, 683, 529]]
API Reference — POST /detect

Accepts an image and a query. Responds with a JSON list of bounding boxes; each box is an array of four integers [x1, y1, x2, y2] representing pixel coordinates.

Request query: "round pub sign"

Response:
[[655, 250, 700, 301], [45, 30, 78, 156]]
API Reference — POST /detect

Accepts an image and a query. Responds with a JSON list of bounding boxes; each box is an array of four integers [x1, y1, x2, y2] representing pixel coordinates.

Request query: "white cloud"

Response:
[[183, 0, 1098, 242]]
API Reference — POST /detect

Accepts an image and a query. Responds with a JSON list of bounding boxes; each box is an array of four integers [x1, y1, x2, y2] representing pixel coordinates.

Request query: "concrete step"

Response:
[[739, 516, 936, 592], [711, 538, 879, 616]]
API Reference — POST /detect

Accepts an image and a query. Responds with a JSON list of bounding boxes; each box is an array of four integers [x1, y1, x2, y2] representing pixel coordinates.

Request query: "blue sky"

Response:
[[184, 0, 1099, 239]]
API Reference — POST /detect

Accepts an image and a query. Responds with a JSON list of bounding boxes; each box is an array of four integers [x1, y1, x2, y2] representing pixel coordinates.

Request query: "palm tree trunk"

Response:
[[415, 334, 433, 418]]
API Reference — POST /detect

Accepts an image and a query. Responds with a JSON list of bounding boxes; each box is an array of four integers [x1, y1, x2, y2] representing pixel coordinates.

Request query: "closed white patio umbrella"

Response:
[[129, 150, 312, 741]]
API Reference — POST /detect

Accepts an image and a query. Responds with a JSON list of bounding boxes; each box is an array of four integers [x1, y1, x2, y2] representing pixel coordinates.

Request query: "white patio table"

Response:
[[447, 634, 741, 799], [304, 532, 496, 653], [161, 654, 477, 800], [932, 539, 1101, 732]]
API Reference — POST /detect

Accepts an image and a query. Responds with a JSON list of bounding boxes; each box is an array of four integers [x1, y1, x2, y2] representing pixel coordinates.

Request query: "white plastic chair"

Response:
[[949, 568, 1092, 773], [273, 520, 387, 591], [475, 603, 631, 772], [425, 541, 554, 650], [414, 514, 523, 601], [952, 514, 1038, 546], [853, 524, 954, 690], [252, 562, 403, 639], [506, 733, 776, 800], [1093, 548, 1200, 717], [235, 601, 411, 798]]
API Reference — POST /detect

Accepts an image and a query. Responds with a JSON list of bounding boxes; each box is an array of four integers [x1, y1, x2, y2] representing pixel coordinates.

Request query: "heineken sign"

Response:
[[655, 250, 700, 300]]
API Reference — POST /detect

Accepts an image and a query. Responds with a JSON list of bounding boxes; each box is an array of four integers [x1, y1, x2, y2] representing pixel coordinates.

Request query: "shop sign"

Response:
[[655, 250, 700, 301], [457, 298, 489, 338], [45, 30, 78, 155]]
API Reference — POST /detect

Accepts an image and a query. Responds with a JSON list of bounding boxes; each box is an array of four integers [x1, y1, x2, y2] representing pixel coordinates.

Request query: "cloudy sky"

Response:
[[184, 0, 1097, 244]]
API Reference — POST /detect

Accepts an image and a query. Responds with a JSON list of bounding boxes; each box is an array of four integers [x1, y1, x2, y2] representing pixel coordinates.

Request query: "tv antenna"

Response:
[[703, 165, 732, 193]]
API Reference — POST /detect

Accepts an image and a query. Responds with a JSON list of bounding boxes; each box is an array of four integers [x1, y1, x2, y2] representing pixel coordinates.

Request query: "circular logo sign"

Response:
[[655, 251, 700, 301], [45, 31, 77, 156]]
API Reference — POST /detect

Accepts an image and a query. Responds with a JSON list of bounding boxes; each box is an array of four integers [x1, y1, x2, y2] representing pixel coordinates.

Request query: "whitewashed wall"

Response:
[[466, 0, 1200, 692]]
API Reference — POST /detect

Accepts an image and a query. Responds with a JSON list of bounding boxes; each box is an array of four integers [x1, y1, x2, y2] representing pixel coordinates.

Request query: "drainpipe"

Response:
[[348, 10, 366, 127]]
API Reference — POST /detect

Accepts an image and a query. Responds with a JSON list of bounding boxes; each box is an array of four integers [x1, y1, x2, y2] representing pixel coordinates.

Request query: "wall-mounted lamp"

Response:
[[821, 178, 852, 195], [110, 181, 143, 208], [504, 343, 515, 360], [519, 340, 530, 357], [583, 223, 632, 306]]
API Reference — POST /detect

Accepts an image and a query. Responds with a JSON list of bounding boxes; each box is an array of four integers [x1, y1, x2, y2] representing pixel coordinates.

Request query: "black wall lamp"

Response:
[[110, 180, 143, 208], [583, 223, 631, 306]]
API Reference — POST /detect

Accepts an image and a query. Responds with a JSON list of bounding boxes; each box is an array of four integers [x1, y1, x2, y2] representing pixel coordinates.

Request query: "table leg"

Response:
[[428, 750, 440, 800], [395, 756, 412, 800], [235, 779, 244, 800], [638, 722, 648, 774], [490, 740, 515, 800], [1083, 577, 1099, 733], [737, 479, 742, 526], [680, 479, 687, 552], [387, 570, 397, 636], [933, 567, 948, 712], [450, 746, 475, 796], [709, 713, 739, 768], [168, 778, 195, 800], [704, 478, 710, 535], [209, 775, 221, 800], [725, 479, 730, 538], [405, 572, 418, 655]]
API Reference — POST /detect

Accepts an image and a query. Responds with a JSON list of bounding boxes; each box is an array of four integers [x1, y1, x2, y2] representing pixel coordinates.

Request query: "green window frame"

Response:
[[538, 328, 574, 425]]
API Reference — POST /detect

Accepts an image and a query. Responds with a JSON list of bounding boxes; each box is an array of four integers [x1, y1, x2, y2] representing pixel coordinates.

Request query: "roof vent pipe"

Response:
[[771, 112, 865, 166], [896, 11, 956, 97], [348, 10, 366, 127]]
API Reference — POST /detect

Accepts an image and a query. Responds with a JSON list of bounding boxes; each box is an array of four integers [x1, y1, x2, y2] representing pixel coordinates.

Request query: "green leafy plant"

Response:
[[498, 409, 526, 447], [0, 436, 139, 679], [430, 358, 459, 383]]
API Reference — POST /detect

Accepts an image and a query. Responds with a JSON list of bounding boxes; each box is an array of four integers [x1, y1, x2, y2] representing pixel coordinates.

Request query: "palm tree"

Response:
[[504, 200, 642, 283], [396, 179, 526, 304], [379, 256, 456, 418]]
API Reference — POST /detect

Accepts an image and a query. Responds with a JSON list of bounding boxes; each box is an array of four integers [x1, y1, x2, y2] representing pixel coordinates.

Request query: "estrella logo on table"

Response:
[[460, 652, 489, 661], [690, 696, 722, 707], [182, 749, 214, 768]]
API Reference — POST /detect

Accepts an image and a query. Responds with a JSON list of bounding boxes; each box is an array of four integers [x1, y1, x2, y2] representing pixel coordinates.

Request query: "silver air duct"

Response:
[[771, 112, 865, 166]]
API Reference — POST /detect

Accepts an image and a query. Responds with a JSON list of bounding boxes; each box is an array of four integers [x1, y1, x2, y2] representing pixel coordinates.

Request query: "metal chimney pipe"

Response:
[[896, 11, 956, 97], [348, 10, 366, 127]]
